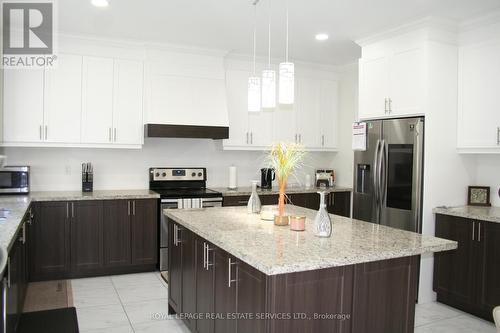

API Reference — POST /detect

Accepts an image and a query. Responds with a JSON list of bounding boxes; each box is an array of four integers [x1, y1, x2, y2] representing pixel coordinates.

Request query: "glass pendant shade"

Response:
[[261, 69, 276, 109], [279, 62, 294, 105], [248, 76, 261, 112]]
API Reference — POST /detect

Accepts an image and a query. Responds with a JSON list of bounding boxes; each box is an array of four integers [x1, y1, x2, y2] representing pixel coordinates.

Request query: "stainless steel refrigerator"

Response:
[[353, 117, 424, 233]]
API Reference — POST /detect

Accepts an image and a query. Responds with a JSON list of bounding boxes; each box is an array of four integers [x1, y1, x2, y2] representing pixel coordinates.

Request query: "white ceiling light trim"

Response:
[[91, 0, 109, 7], [248, 1, 261, 113], [261, 0, 276, 110], [278, 0, 294, 105], [315, 33, 329, 41]]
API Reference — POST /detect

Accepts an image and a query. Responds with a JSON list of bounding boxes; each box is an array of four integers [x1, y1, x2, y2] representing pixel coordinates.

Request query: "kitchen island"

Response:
[[164, 205, 456, 333]]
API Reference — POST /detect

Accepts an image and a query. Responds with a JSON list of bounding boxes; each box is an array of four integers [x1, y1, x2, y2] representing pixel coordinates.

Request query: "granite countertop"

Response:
[[0, 189, 160, 276], [433, 205, 500, 224], [212, 185, 353, 197], [165, 205, 456, 275]]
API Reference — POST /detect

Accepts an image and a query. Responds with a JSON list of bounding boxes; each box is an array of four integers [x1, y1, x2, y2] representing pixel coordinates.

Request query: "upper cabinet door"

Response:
[[389, 47, 425, 116], [3, 68, 45, 143], [458, 40, 500, 150], [296, 76, 321, 148], [359, 56, 389, 120], [319, 80, 339, 149], [223, 70, 250, 147], [44, 53, 83, 144], [113, 59, 144, 145], [82, 56, 114, 144]]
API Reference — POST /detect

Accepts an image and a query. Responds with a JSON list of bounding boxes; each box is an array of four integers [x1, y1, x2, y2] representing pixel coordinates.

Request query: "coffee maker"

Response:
[[260, 168, 275, 189], [315, 169, 334, 187]]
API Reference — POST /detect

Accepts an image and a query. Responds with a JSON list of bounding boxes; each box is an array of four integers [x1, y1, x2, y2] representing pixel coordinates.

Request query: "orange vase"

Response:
[[278, 180, 286, 216]]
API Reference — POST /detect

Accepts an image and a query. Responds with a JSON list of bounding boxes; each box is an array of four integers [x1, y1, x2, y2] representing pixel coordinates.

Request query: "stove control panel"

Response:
[[150, 168, 206, 181]]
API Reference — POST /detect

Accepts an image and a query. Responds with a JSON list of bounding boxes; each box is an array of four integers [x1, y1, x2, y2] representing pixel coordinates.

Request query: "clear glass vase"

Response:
[[313, 191, 332, 237], [247, 180, 261, 214]]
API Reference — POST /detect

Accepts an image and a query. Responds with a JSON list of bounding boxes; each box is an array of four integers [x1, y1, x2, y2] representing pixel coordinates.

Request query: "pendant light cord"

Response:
[[268, 0, 271, 68], [285, 0, 289, 62], [253, 3, 257, 75]]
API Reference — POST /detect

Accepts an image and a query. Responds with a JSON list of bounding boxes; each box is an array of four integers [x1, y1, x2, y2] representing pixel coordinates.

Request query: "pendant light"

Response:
[[248, 1, 261, 112], [261, 0, 276, 110], [278, 0, 294, 105]]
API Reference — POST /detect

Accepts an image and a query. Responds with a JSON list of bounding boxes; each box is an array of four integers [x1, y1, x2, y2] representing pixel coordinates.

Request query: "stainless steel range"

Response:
[[149, 167, 223, 274]]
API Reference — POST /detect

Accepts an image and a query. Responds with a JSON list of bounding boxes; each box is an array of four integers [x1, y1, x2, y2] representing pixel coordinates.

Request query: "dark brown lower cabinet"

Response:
[[168, 218, 418, 333], [29, 199, 158, 281], [131, 199, 158, 265], [29, 202, 71, 281], [71, 201, 104, 275], [103, 200, 131, 268], [222, 191, 351, 218], [434, 214, 500, 322]]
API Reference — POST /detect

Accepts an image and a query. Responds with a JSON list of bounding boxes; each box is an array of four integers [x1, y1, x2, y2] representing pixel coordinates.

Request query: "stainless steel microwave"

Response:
[[0, 166, 30, 194]]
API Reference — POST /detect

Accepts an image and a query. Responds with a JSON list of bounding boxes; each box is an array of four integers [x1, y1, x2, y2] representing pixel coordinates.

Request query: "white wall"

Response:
[[332, 63, 357, 187], [3, 139, 336, 191], [475, 155, 500, 207]]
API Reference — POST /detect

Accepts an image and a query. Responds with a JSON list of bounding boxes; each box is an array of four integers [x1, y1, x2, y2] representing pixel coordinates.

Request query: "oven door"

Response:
[[160, 199, 180, 271]]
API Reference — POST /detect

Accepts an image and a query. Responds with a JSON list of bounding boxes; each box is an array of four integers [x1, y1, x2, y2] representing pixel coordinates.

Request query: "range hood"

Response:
[[145, 124, 229, 140]]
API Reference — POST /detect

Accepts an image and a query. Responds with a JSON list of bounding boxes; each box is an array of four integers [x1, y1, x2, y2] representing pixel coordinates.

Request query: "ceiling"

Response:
[[58, 0, 500, 66]]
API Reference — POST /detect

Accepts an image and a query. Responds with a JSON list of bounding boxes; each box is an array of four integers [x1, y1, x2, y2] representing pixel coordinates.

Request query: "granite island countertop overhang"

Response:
[[164, 205, 457, 275], [0, 190, 160, 276]]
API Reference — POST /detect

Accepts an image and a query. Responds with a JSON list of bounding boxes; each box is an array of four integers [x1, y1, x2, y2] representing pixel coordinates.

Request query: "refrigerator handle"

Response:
[[379, 140, 387, 205], [373, 139, 381, 206]]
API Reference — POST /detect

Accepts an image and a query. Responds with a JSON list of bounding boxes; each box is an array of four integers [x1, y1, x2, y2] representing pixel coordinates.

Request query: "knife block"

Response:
[[82, 172, 93, 192]]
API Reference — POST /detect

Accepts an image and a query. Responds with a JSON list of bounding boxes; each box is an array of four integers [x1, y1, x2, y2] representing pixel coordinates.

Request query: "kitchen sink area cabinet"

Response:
[[434, 214, 500, 321], [130, 199, 158, 265], [70, 201, 104, 275], [29, 202, 71, 281]]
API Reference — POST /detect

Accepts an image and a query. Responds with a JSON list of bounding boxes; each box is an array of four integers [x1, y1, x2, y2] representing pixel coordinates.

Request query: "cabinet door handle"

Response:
[[203, 243, 207, 269], [114, 128, 117, 142], [246, 132, 249, 144], [206, 245, 214, 270], [72, 202, 75, 218], [478, 222, 481, 242], [173, 225, 177, 246], [45, 125, 48, 140], [497, 127, 500, 145], [472, 221, 475, 241], [299, 134, 302, 144], [7, 257, 11, 288], [128, 201, 131, 216], [2, 277, 7, 333], [66, 202, 70, 219], [39, 125, 43, 140], [322, 135, 325, 146], [388, 98, 392, 113], [384, 98, 388, 113], [250, 132, 253, 144], [228, 257, 237, 287], [133, 201, 136, 216], [109, 128, 112, 142]]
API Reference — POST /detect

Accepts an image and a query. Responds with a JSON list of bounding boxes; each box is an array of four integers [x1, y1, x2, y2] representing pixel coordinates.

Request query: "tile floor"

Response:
[[72, 272, 497, 333]]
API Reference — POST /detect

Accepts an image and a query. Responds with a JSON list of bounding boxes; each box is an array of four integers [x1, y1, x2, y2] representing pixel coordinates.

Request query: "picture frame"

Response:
[[467, 186, 491, 207]]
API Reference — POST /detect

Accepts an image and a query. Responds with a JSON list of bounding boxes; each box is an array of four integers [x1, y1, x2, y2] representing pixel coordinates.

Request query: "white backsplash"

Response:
[[3, 138, 338, 191]]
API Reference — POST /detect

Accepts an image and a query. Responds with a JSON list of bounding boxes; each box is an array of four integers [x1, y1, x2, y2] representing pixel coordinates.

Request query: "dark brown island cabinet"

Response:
[[168, 219, 419, 333], [1, 208, 31, 333], [434, 214, 500, 322], [223, 191, 351, 218], [28, 199, 158, 281]]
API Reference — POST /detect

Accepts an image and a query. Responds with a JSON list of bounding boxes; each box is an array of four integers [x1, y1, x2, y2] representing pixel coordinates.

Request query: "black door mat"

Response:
[[17, 307, 79, 333]]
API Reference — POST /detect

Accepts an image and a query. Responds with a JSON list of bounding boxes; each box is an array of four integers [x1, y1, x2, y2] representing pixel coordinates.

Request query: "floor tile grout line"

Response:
[[110, 276, 137, 333]]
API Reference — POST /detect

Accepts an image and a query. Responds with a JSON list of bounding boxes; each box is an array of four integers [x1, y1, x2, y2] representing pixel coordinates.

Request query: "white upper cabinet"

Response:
[[458, 38, 500, 152], [113, 59, 144, 145], [44, 54, 83, 143], [147, 52, 229, 128], [358, 39, 425, 120], [3, 68, 45, 143], [295, 76, 321, 147], [319, 80, 339, 149], [82, 56, 114, 144]]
